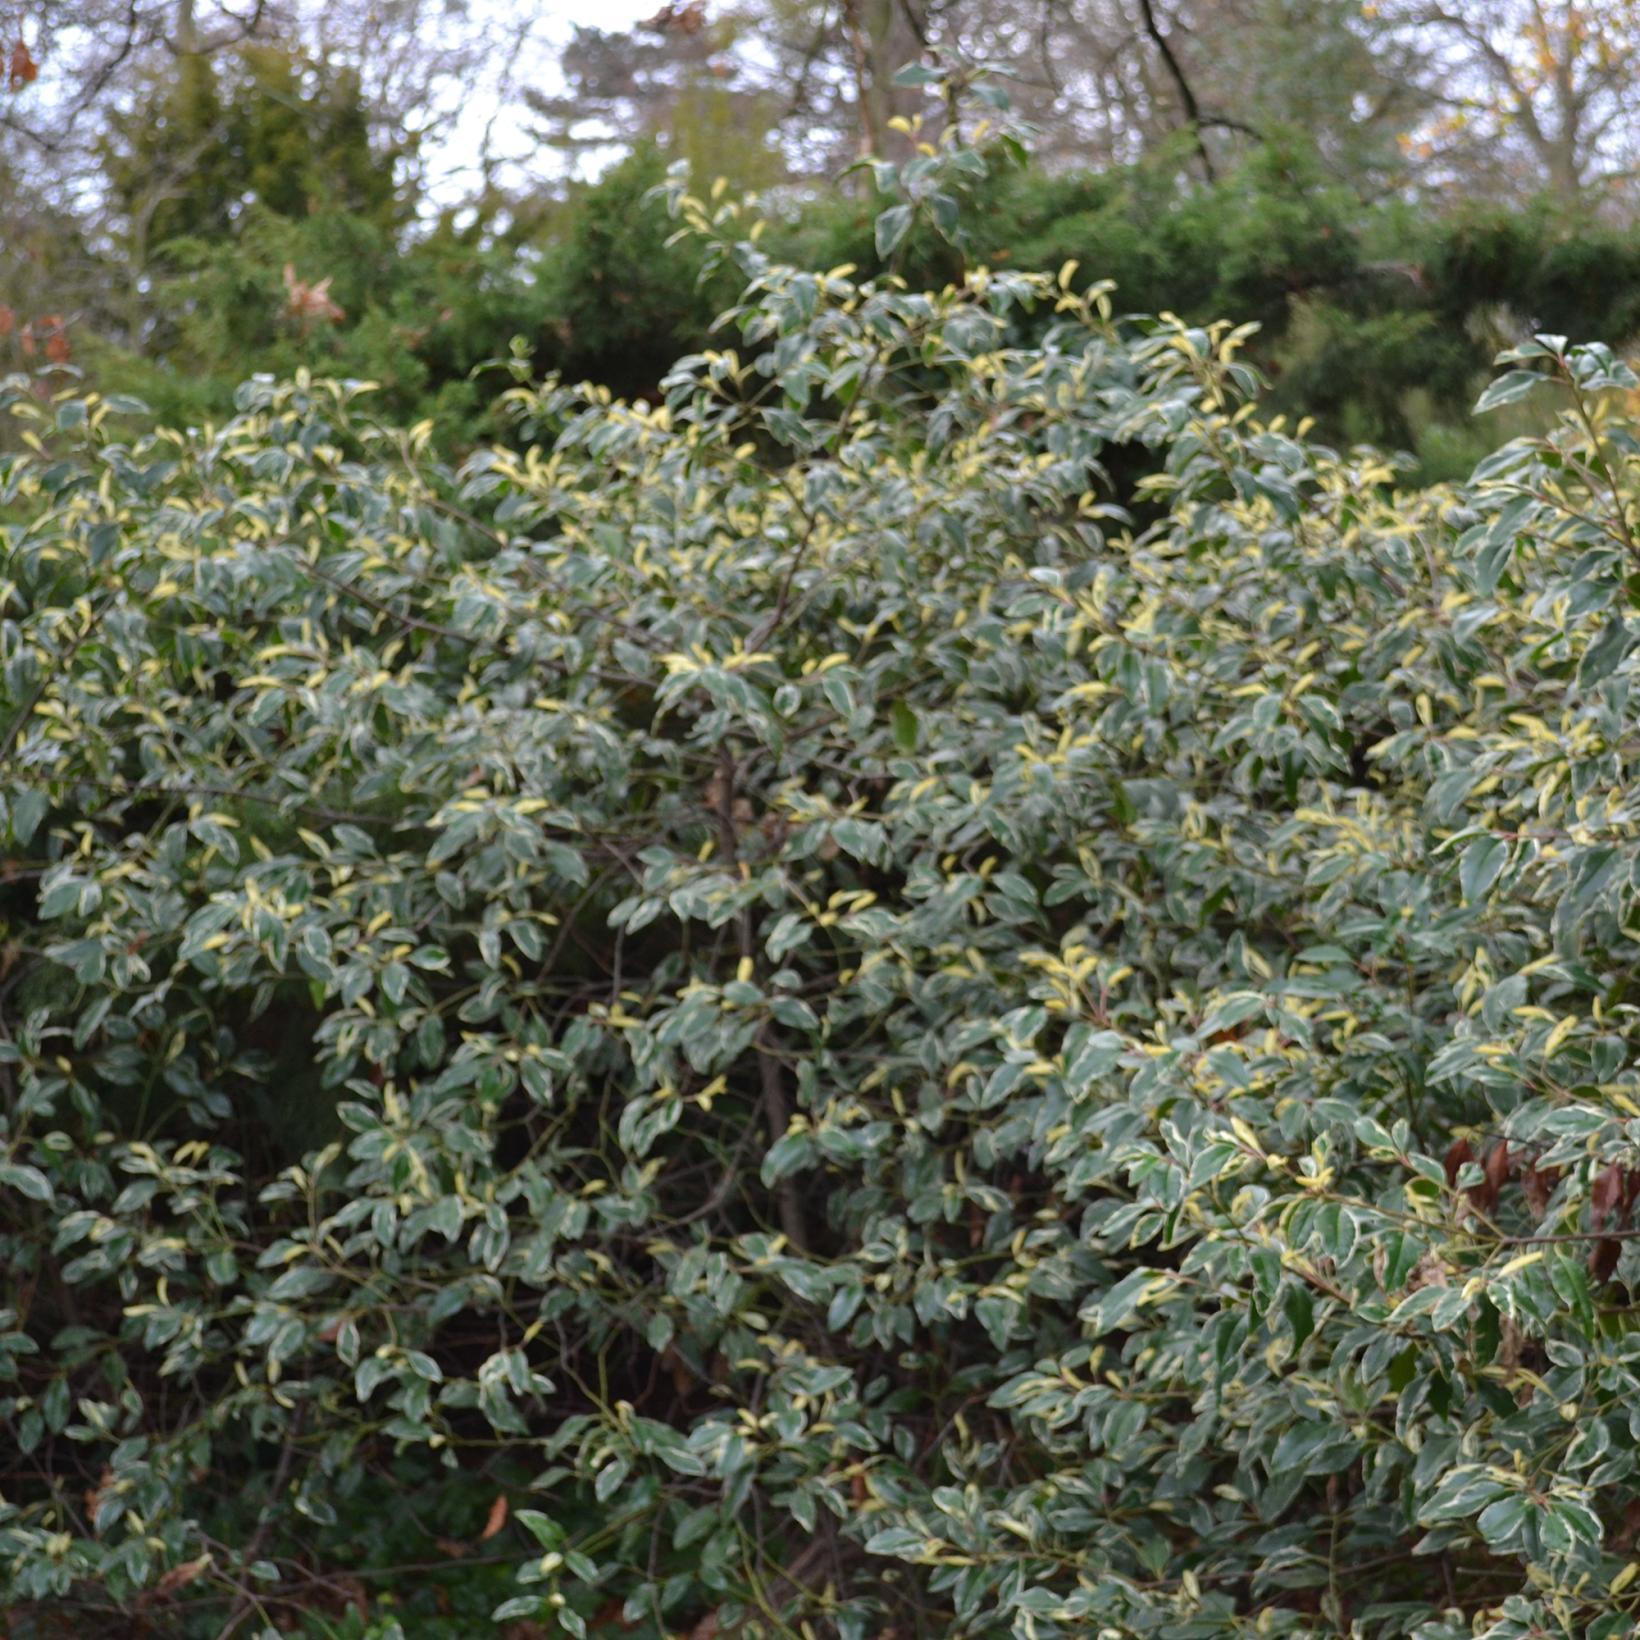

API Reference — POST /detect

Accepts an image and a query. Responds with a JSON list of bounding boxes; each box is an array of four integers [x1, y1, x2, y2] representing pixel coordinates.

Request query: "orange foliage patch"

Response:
[[283, 263, 346, 326]]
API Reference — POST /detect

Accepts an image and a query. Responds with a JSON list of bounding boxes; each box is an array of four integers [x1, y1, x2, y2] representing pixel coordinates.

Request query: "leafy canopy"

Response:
[[7, 105, 1640, 1640]]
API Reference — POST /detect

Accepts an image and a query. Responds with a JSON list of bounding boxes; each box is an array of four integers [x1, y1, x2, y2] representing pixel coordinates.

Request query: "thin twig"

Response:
[[216, 1403, 306, 1640]]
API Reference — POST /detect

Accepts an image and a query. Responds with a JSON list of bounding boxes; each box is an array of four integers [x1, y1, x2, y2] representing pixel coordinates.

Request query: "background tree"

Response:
[[524, 3, 792, 190], [8, 0, 1640, 470], [1376, 0, 1640, 206], [520, 0, 1430, 189], [0, 0, 279, 151], [104, 44, 403, 266]]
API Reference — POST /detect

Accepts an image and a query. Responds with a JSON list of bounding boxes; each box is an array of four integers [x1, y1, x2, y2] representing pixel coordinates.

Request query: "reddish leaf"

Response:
[[1593, 1162, 1624, 1228], [1591, 1235, 1622, 1283], [153, 1554, 211, 1596], [282, 263, 346, 326], [642, 2, 707, 33], [479, 1492, 508, 1540], [1522, 1165, 1560, 1220], [6, 42, 38, 90], [1442, 1137, 1473, 1188], [333, 1574, 369, 1618], [1471, 1140, 1510, 1211], [84, 1465, 114, 1529]]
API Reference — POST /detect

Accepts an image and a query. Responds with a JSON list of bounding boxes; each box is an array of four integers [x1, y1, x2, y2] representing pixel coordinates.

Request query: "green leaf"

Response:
[[875, 204, 914, 258], [1579, 614, 1632, 687], [1476, 1494, 1529, 1546], [0, 1162, 53, 1203], [892, 700, 918, 753], [1459, 834, 1509, 903], [514, 1510, 564, 1550], [1474, 369, 1547, 414], [9, 788, 47, 847]]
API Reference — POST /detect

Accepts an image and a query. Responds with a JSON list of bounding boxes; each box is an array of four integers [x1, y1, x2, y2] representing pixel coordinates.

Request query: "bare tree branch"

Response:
[[1135, 0, 1217, 178]]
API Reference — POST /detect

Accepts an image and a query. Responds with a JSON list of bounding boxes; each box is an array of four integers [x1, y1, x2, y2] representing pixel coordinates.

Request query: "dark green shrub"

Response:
[[786, 143, 1640, 475], [528, 144, 728, 400]]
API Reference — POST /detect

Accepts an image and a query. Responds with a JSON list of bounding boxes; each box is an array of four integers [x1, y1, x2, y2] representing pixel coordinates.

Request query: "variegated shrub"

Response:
[[6, 174, 1640, 1640]]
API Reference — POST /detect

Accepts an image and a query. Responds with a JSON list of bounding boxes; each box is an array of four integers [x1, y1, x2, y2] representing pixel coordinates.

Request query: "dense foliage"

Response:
[[66, 140, 726, 445], [55, 110, 1640, 479], [15, 2, 1640, 480], [11, 142, 1640, 1640]]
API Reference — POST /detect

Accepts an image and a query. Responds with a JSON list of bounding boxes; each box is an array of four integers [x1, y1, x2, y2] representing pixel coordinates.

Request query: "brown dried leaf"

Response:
[[1591, 1235, 1622, 1283], [1522, 1164, 1559, 1220], [330, 1574, 369, 1618], [1408, 1251, 1448, 1291], [1593, 1161, 1624, 1228], [84, 1465, 115, 1528], [1442, 1136, 1472, 1188], [153, 1553, 212, 1596], [7, 42, 38, 90], [642, 2, 707, 32], [479, 1492, 509, 1541], [665, 1348, 692, 1399], [282, 263, 346, 326]]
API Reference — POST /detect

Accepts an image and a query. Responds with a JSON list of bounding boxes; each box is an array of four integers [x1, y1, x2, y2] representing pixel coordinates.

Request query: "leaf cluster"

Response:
[[7, 159, 1640, 1640]]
